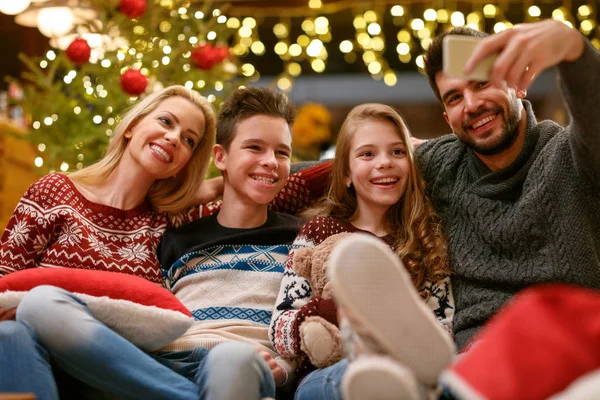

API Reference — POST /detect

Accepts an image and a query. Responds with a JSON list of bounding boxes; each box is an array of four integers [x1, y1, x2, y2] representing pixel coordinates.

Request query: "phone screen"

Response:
[[443, 35, 497, 81]]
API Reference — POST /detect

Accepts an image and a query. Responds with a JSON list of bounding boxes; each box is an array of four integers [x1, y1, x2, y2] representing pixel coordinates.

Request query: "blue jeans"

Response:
[[154, 346, 276, 400], [294, 359, 348, 400], [12, 285, 276, 400], [0, 320, 59, 400]]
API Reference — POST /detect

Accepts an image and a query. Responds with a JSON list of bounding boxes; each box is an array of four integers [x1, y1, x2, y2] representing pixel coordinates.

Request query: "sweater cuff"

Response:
[[292, 295, 337, 354], [314, 297, 338, 326]]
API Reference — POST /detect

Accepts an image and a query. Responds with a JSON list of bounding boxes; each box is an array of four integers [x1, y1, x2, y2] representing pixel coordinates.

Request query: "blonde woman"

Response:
[[0, 85, 217, 282], [0, 85, 218, 399]]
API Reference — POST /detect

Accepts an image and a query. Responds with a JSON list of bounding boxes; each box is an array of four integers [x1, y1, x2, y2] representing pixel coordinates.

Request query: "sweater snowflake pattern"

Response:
[[0, 173, 219, 283]]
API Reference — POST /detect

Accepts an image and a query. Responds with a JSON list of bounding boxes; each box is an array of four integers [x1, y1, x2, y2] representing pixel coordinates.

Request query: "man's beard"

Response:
[[459, 104, 521, 156]]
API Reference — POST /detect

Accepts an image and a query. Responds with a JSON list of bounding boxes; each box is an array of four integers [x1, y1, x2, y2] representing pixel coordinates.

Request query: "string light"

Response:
[[528, 6, 541, 18], [18, 1, 600, 172]]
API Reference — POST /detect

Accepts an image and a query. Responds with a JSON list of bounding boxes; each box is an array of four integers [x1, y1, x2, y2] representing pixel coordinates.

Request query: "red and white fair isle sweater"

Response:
[[270, 215, 455, 358], [0, 164, 330, 283]]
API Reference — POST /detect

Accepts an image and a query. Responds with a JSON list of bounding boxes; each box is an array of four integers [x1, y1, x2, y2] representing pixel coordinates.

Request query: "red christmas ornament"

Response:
[[120, 70, 148, 96], [191, 44, 219, 71], [119, 0, 147, 18], [191, 43, 229, 71], [66, 38, 91, 65], [213, 45, 230, 63]]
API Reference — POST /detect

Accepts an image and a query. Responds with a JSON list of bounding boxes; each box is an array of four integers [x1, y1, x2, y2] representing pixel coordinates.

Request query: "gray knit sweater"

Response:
[[417, 40, 600, 351]]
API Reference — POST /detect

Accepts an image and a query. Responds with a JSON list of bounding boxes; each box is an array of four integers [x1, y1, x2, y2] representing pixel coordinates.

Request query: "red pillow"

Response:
[[0, 269, 193, 351]]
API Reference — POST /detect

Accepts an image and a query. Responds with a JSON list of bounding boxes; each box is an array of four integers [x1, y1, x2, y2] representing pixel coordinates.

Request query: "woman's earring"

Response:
[[346, 181, 352, 188]]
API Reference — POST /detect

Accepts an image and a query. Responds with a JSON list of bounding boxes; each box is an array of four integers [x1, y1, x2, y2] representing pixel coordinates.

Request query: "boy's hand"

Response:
[[196, 176, 224, 205], [0, 307, 17, 321], [256, 348, 287, 386], [466, 19, 585, 91]]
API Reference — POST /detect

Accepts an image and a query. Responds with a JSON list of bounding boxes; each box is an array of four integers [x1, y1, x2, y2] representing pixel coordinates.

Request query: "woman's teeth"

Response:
[[150, 144, 172, 162]]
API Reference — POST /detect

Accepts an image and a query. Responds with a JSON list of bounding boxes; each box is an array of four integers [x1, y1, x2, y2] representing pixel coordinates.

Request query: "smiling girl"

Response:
[[270, 103, 454, 399]]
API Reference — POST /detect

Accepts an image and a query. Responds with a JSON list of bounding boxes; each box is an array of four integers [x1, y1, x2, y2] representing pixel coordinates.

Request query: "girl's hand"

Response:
[[256, 348, 287, 386]]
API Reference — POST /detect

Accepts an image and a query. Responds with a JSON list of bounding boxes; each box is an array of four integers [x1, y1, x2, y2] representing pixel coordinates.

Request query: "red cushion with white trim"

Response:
[[0, 268, 193, 351]]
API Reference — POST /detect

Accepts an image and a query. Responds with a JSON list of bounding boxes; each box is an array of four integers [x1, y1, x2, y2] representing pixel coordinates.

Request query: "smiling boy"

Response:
[[155, 87, 301, 400]]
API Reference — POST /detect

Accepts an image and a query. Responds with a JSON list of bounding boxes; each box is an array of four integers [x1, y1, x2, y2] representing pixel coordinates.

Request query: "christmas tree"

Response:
[[12, 0, 249, 173]]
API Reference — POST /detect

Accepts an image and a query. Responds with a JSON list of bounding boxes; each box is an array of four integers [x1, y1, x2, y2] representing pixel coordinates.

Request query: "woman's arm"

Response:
[[270, 160, 332, 215], [169, 160, 332, 228]]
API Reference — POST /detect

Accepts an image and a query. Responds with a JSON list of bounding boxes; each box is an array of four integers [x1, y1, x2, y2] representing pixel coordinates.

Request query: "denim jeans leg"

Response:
[[195, 342, 276, 400], [294, 359, 348, 400], [16, 285, 199, 400], [0, 320, 58, 400], [152, 347, 210, 382]]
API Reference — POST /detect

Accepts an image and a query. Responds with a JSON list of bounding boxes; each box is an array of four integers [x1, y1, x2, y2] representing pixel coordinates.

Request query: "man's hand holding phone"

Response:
[[443, 19, 585, 90]]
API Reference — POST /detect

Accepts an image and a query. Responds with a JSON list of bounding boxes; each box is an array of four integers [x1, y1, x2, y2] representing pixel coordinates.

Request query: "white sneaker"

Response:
[[328, 233, 455, 385], [342, 355, 421, 400]]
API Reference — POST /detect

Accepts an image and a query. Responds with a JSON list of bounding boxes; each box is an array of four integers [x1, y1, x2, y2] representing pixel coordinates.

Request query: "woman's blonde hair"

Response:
[[310, 103, 449, 290], [69, 85, 216, 213]]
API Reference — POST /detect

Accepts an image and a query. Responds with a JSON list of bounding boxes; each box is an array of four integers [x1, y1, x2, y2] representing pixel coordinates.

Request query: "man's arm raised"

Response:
[[465, 19, 585, 91]]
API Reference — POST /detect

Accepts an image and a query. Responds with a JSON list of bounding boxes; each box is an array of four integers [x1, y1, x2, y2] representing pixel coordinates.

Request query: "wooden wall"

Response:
[[0, 119, 40, 230]]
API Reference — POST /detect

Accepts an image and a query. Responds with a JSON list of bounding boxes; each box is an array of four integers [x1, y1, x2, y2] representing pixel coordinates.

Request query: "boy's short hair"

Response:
[[424, 27, 488, 104], [217, 87, 296, 150]]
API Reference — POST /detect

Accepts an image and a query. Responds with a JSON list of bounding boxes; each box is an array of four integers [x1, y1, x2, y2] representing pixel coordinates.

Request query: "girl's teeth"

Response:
[[372, 178, 398, 184]]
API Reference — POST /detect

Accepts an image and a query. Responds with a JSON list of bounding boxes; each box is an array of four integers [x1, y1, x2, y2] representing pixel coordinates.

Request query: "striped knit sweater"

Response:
[[270, 216, 454, 358], [416, 40, 600, 351], [159, 211, 301, 362], [0, 163, 329, 283]]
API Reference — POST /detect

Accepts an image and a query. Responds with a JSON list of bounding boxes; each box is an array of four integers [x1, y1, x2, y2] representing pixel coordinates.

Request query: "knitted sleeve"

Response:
[[270, 160, 332, 215], [269, 217, 335, 357], [421, 275, 455, 338], [166, 160, 331, 228], [559, 39, 600, 189], [0, 178, 55, 276]]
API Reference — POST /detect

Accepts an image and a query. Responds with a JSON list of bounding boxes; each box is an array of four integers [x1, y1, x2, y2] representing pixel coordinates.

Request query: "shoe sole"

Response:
[[328, 234, 455, 385], [342, 356, 419, 400]]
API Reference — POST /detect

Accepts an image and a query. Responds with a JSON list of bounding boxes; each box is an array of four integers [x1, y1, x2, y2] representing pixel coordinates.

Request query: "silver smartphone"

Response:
[[443, 35, 497, 81]]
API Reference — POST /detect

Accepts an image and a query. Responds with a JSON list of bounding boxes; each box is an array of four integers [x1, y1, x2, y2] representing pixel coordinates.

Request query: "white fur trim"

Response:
[[0, 290, 192, 352], [549, 369, 600, 400], [440, 370, 487, 400]]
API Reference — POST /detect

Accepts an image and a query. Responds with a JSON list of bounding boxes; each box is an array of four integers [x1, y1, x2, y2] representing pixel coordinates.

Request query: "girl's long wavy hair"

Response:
[[309, 103, 449, 291], [69, 85, 216, 214]]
